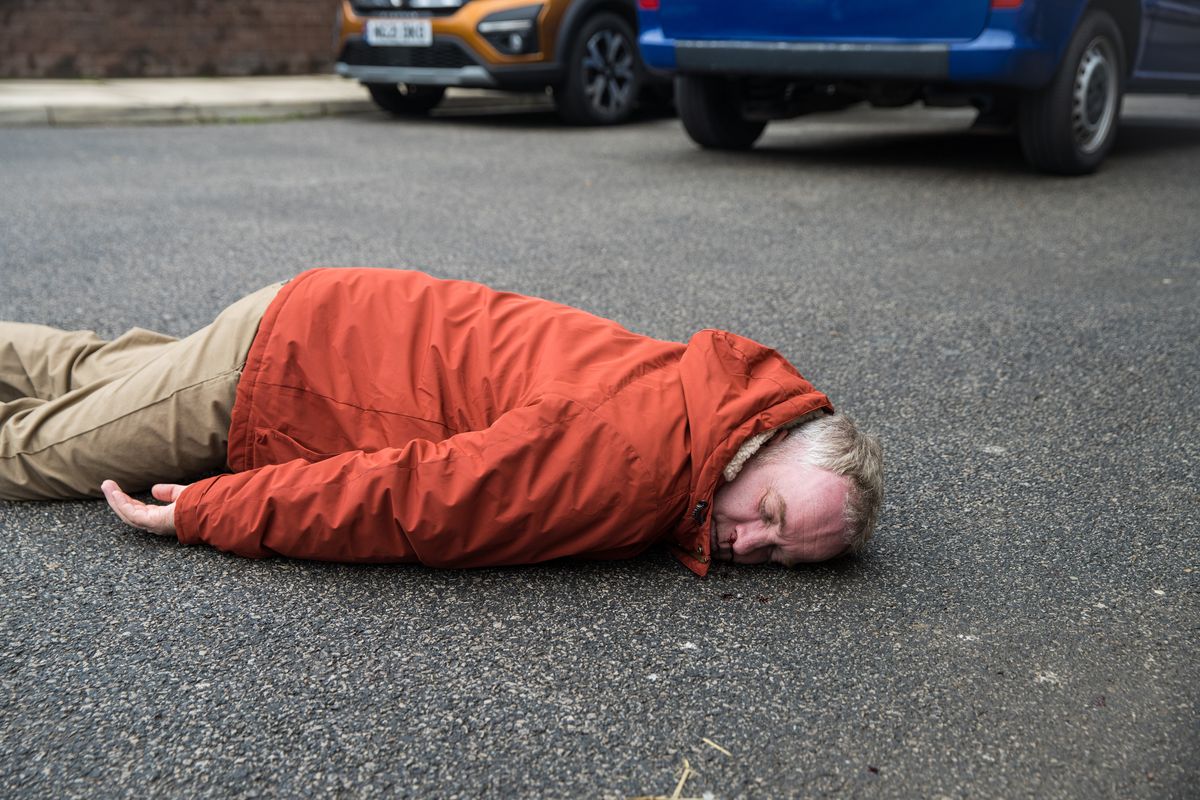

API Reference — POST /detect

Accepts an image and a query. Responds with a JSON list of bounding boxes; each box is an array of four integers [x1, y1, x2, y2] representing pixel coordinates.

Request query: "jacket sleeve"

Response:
[[173, 397, 660, 567]]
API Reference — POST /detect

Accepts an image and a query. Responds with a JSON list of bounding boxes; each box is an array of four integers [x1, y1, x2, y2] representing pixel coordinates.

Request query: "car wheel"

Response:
[[1018, 11, 1124, 175], [676, 75, 766, 150], [555, 13, 642, 125], [367, 83, 447, 117]]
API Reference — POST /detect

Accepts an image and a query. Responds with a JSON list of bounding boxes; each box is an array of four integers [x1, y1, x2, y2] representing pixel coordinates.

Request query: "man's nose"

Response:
[[732, 523, 767, 553]]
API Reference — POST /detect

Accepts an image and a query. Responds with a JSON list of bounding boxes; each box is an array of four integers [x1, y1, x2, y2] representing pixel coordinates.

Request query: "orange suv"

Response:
[[335, 0, 662, 124]]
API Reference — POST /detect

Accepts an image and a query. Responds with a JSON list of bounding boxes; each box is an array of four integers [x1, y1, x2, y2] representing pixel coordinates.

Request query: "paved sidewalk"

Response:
[[0, 75, 543, 126]]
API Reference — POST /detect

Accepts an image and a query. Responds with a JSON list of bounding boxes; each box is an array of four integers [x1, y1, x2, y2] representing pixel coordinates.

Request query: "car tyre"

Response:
[[676, 75, 766, 150], [367, 83, 447, 117], [1018, 11, 1125, 175], [556, 13, 642, 125]]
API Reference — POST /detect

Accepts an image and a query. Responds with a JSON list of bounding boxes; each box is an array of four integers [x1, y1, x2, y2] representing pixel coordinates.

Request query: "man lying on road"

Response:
[[0, 268, 882, 575]]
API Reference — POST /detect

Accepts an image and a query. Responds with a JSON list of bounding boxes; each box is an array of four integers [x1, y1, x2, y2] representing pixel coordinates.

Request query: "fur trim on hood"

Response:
[[722, 410, 827, 483]]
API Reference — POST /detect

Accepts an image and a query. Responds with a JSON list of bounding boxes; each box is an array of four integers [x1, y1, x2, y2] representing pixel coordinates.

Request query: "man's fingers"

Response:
[[101, 479, 131, 517], [101, 480, 174, 537], [102, 480, 148, 527]]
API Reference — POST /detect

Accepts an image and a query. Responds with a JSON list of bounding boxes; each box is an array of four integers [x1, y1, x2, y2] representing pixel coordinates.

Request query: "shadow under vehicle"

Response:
[[637, 0, 1200, 174]]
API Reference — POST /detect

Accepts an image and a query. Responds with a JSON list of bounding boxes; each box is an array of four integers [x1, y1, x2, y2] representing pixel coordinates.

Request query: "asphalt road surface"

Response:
[[1, 95, 1197, 799]]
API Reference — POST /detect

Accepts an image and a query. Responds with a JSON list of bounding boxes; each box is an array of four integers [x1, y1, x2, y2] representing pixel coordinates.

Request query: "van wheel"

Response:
[[676, 75, 766, 150], [555, 13, 642, 125], [367, 83, 446, 116], [1018, 11, 1124, 175]]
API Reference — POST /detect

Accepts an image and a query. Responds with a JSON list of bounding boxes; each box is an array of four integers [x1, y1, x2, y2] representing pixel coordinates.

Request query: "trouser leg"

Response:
[[0, 282, 283, 500], [0, 323, 179, 403]]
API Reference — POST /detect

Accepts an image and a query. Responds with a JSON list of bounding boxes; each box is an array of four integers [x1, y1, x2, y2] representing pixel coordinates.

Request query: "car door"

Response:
[[1137, 0, 1200, 77]]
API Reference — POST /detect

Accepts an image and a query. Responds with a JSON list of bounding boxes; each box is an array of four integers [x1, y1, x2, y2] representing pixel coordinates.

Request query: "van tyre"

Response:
[[368, 83, 446, 116], [556, 13, 642, 125], [1018, 11, 1124, 175], [676, 75, 766, 150]]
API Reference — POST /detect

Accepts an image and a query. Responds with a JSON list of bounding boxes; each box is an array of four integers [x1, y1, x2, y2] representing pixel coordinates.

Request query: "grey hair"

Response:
[[753, 412, 884, 554]]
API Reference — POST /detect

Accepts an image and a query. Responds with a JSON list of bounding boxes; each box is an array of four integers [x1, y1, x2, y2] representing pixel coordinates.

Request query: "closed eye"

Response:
[[762, 489, 787, 530]]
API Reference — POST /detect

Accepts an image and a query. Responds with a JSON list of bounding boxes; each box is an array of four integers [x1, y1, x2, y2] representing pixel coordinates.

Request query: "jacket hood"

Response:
[[670, 329, 833, 576]]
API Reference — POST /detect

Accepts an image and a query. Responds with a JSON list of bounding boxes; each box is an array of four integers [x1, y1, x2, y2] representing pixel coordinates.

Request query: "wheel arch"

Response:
[[556, 0, 639, 61], [1085, 0, 1141, 74]]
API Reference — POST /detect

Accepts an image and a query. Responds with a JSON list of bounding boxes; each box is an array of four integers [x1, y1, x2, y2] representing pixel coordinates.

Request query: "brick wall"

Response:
[[0, 0, 342, 78]]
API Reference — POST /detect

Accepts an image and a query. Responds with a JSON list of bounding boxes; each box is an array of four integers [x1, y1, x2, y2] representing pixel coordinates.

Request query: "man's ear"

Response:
[[768, 428, 791, 446]]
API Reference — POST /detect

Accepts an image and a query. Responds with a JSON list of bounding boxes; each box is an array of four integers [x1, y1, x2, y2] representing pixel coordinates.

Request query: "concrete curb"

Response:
[[0, 76, 369, 127], [20, 99, 377, 127], [0, 77, 557, 127]]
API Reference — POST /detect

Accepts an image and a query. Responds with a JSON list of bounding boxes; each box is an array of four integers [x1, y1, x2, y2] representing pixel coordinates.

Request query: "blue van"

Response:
[[637, 1, 1200, 173]]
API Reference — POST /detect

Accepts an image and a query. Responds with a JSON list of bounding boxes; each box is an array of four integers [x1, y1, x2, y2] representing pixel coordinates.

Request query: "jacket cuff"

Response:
[[174, 476, 221, 546]]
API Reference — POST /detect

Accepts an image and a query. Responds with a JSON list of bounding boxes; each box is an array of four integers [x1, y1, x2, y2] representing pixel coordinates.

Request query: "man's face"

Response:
[[710, 450, 849, 566]]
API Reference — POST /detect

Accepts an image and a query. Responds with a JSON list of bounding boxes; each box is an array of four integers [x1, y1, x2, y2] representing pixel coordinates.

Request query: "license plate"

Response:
[[366, 18, 433, 47]]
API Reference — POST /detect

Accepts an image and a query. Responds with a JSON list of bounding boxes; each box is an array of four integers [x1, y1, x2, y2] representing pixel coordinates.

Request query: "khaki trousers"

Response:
[[0, 282, 283, 500]]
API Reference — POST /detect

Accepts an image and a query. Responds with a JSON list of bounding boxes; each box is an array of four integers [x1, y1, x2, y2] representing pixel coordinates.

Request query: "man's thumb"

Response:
[[152, 483, 188, 503]]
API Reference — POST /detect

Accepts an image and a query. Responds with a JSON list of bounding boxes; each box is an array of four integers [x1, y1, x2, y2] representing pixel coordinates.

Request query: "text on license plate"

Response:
[[366, 18, 432, 47]]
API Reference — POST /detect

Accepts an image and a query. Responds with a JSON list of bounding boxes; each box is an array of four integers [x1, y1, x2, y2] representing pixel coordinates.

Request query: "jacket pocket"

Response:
[[252, 427, 336, 468]]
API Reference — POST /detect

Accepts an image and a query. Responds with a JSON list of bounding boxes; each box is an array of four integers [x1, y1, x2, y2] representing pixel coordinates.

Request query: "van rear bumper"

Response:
[[644, 27, 1060, 89], [674, 40, 950, 81]]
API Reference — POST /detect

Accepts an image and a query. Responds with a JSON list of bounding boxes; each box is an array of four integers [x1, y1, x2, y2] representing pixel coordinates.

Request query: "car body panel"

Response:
[[336, 0, 643, 88], [658, 0, 991, 43], [1135, 0, 1200, 79], [639, 0, 1200, 91], [337, 0, 559, 87]]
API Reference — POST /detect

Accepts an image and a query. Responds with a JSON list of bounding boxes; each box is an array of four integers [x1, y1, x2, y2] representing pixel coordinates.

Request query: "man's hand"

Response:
[[101, 480, 186, 537]]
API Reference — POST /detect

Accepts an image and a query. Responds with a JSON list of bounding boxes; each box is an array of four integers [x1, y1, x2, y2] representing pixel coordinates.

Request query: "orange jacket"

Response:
[[174, 268, 832, 575]]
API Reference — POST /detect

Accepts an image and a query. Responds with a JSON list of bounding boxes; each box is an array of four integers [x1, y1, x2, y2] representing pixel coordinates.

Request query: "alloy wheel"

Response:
[[581, 29, 636, 119]]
